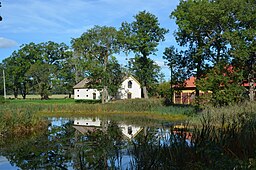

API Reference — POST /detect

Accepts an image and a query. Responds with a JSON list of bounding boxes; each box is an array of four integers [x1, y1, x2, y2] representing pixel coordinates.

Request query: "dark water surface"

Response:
[[0, 117, 190, 169]]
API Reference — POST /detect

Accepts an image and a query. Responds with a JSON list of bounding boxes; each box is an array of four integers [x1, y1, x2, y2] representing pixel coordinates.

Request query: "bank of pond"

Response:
[[0, 99, 256, 169], [0, 113, 255, 169]]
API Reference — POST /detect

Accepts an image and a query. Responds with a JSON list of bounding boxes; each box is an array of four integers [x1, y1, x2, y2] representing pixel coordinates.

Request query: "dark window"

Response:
[[128, 92, 132, 99], [128, 81, 132, 88], [93, 93, 96, 100]]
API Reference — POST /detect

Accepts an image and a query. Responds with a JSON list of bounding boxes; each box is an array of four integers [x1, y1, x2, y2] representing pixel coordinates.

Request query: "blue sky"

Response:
[[0, 0, 180, 80]]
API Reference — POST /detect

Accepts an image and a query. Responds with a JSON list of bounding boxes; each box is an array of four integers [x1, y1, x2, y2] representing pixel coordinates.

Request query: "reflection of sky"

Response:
[[0, 156, 18, 170], [49, 117, 71, 127]]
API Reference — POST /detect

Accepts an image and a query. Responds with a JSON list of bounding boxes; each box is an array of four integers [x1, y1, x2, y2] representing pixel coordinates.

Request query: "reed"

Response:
[[0, 109, 48, 136], [129, 102, 256, 169]]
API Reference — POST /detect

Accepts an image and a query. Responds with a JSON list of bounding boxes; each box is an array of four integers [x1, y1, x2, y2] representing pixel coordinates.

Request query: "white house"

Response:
[[73, 78, 101, 100], [116, 75, 141, 99], [73, 75, 141, 100]]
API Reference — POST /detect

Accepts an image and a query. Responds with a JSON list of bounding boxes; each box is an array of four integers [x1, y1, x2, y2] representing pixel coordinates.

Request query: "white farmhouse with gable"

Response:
[[116, 75, 141, 99], [73, 78, 101, 100], [73, 75, 141, 100]]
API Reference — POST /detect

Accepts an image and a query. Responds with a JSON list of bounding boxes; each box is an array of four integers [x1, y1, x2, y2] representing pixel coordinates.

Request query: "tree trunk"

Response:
[[102, 86, 108, 104], [142, 86, 148, 99], [249, 78, 255, 101], [14, 87, 18, 99]]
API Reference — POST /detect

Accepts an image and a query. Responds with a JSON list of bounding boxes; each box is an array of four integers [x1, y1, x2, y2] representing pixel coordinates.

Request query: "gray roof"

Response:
[[73, 78, 90, 89]]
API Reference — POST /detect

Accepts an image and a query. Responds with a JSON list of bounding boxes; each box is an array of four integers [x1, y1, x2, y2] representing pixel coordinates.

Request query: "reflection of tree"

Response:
[[0, 121, 75, 169], [129, 127, 193, 169], [73, 121, 124, 169]]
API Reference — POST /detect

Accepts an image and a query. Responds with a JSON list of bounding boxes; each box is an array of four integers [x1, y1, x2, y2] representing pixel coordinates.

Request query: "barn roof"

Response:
[[73, 78, 90, 89]]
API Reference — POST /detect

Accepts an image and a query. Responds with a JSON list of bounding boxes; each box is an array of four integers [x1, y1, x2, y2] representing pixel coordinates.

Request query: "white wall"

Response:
[[74, 88, 100, 100], [119, 124, 143, 139], [117, 77, 141, 99], [74, 118, 101, 126]]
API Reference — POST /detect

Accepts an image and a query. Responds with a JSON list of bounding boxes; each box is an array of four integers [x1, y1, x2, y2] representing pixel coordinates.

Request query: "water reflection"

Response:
[[0, 117, 191, 169]]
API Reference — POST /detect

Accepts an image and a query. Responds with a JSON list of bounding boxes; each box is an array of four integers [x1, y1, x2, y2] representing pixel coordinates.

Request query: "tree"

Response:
[[1, 43, 39, 99], [119, 11, 168, 98], [71, 26, 121, 103], [163, 46, 190, 103], [171, 0, 256, 105], [226, 0, 256, 101], [26, 63, 55, 99], [1, 41, 72, 99], [127, 56, 161, 97], [171, 0, 233, 99], [197, 63, 245, 106], [0, 2, 2, 21]]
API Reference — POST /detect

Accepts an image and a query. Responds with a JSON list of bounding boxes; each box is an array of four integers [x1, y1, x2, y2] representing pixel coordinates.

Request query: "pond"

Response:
[[0, 117, 191, 169]]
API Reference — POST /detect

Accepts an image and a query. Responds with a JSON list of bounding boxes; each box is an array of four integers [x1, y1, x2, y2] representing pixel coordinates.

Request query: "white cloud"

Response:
[[0, 37, 17, 48], [155, 60, 168, 68], [1, 0, 179, 34]]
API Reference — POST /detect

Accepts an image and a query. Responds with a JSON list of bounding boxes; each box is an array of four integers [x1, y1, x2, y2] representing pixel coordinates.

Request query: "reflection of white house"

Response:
[[119, 124, 143, 139], [73, 76, 141, 100], [74, 118, 101, 127], [73, 118, 143, 139]]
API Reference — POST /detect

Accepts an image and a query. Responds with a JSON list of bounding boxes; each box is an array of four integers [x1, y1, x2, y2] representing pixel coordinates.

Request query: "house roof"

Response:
[[242, 81, 256, 87], [184, 76, 196, 88], [175, 75, 256, 89], [74, 75, 141, 89], [124, 75, 141, 86], [73, 78, 90, 89], [173, 76, 196, 89]]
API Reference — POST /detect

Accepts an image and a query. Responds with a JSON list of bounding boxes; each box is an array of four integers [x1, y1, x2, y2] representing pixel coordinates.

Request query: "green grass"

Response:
[[0, 98, 193, 135]]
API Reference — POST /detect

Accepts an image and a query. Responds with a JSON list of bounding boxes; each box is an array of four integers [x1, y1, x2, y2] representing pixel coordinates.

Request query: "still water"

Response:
[[0, 117, 191, 169]]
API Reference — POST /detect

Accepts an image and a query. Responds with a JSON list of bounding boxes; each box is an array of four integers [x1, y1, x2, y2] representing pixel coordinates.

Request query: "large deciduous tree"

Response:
[[171, 0, 232, 98], [2, 41, 72, 99], [226, 0, 256, 101], [170, 0, 255, 105], [163, 46, 190, 103], [119, 11, 168, 98], [71, 25, 122, 103]]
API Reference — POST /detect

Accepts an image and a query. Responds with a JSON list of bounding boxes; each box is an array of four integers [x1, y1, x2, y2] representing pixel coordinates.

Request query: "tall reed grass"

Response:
[[0, 109, 48, 136], [129, 101, 256, 169]]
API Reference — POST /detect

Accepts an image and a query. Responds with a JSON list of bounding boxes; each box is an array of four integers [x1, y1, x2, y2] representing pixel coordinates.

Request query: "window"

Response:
[[77, 90, 79, 92], [86, 95, 88, 97], [93, 93, 96, 100], [128, 126, 132, 135], [77, 95, 79, 97], [128, 81, 132, 88], [128, 92, 132, 99]]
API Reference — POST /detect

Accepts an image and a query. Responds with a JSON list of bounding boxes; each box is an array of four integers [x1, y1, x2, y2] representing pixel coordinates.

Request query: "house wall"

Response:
[[74, 88, 100, 100], [119, 124, 143, 139], [74, 118, 101, 126], [173, 90, 211, 104], [117, 77, 141, 99]]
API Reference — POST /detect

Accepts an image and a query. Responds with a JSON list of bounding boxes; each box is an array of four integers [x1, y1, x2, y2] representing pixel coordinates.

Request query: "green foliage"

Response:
[[0, 96, 7, 104], [75, 99, 101, 104], [128, 56, 161, 96], [156, 81, 171, 98], [119, 11, 168, 95], [170, 0, 256, 104], [197, 63, 246, 106], [1, 41, 73, 99], [71, 26, 123, 100]]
